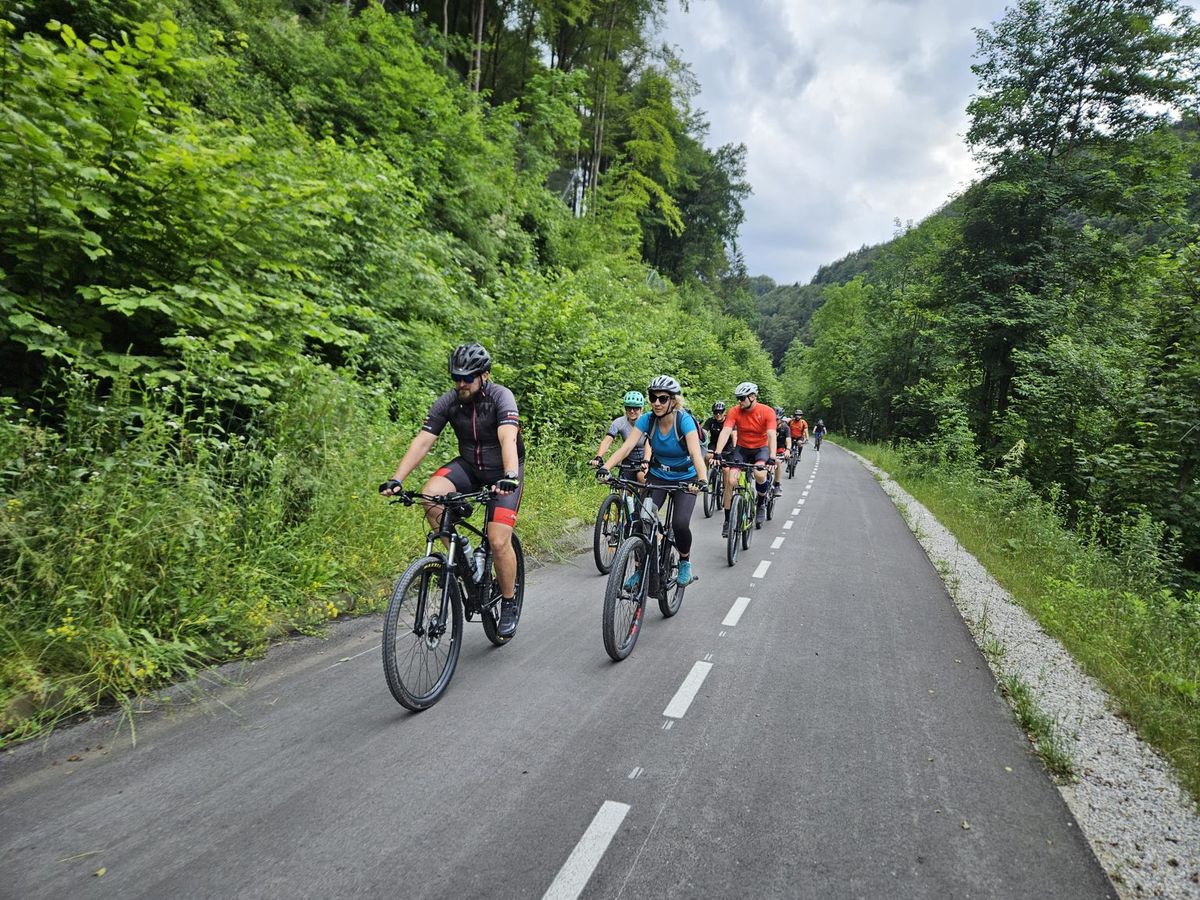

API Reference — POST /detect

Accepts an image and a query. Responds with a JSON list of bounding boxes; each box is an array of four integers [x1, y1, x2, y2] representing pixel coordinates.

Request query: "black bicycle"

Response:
[[601, 477, 694, 661], [593, 472, 643, 574], [382, 488, 524, 710], [787, 442, 801, 479], [814, 433, 823, 451]]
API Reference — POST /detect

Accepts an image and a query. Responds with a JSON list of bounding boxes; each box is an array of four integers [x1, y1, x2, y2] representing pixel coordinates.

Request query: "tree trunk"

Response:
[[472, 0, 485, 93]]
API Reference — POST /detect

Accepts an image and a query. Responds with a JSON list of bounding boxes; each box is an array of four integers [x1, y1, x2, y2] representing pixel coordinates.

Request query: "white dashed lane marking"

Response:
[[783, 520, 794, 530], [663, 661, 714, 719], [722, 596, 752, 626], [541, 801, 631, 900], [752, 560, 771, 578], [771, 536, 785, 549]]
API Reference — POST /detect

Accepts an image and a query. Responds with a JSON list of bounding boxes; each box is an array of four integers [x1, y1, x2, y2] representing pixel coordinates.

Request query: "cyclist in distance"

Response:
[[772, 406, 790, 496], [379, 343, 523, 637], [790, 409, 809, 460], [710, 382, 777, 535], [812, 418, 827, 450], [590, 391, 651, 483], [597, 376, 709, 586]]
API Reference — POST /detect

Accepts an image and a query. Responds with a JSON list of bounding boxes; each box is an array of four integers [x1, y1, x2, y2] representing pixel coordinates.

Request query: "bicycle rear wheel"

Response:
[[726, 496, 741, 566], [481, 532, 525, 646], [592, 494, 623, 574], [382, 556, 462, 711], [603, 537, 648, 660], [657, 539, 685, 617]]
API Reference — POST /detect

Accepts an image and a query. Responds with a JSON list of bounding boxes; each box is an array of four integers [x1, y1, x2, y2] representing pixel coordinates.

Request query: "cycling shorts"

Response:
[[730, 445, 771, 466], [433, 458, 523, 527]]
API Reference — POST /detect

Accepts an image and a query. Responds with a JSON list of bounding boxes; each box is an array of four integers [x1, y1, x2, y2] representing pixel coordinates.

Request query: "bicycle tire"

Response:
[[603, 536, 649, 661], [382, 555, 463, 711], [726, 496, 741, 566], [657, 538, 685, 617], [481, 532, 525, 646], [742, 493, 755, 548], [767, 493, 776, 521], [592, 494, 622, 574], [702, 479, 718, 518]]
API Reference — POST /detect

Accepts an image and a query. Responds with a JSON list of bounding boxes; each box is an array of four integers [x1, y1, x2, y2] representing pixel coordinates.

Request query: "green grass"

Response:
[[842, 438, 1200, 803], [0, 368, 605, 745]]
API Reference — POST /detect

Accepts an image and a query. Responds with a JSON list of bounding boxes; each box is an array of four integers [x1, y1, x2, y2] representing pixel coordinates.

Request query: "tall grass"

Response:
[[842, 437, 1200, 801], [0, 363, 604, 743]]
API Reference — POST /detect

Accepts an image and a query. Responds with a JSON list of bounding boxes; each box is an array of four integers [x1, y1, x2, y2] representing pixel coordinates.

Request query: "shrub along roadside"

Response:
[[0, 360, 603, 745], [841, 437, 1200, 803]]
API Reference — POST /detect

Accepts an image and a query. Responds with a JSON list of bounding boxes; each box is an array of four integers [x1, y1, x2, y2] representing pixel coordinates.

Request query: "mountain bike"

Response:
[[600, 476, 694, 661], [786, 442, 800, 479], [765, 465, 779, 522], [724, 462, 760, 566], [814, 433, 823, 451], [593, 470, 644, 574], [382, 488, 525, 710]]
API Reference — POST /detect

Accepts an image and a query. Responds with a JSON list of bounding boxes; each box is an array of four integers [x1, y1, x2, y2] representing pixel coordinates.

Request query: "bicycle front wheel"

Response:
[[603, 536, 649, 661], [702, 479, 718, 518], [726, 496, 741, 566], [481, 532, 525, 646], [382, 556, 463, 711], [593, 494, 623, 574], [742, 494, 755, 549]]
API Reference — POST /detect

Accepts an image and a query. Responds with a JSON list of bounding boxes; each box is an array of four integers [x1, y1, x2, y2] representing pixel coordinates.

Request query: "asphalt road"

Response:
[[0, 444, 1116, 899]]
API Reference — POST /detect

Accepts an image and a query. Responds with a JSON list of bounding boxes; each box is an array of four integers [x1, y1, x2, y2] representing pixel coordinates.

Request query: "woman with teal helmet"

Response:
[[590, 390, 651, 483]]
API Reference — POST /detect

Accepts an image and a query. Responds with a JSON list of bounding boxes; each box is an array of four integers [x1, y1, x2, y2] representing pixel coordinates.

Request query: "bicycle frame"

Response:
[[396, 490, 495, 634]]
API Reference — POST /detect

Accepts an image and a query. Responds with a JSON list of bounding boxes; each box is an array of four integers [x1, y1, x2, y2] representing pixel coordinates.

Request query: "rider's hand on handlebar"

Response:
[[595, 466, 610, 483], [494, 476, 520, 495], [379, 478, 404, 496], [588, 455, 603, 468]]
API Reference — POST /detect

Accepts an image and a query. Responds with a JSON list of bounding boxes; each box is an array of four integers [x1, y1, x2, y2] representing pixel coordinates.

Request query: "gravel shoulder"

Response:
[[846, 448, 1200, 899]]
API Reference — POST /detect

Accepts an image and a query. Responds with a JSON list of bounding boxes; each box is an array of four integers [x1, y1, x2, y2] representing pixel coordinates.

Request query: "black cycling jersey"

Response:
[[701, 416, 727, 451], [421, 381, 525, 473]]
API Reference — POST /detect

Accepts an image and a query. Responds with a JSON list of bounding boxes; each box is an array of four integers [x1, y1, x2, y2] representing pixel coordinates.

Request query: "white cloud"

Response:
[[662, 0, 1010, 283]]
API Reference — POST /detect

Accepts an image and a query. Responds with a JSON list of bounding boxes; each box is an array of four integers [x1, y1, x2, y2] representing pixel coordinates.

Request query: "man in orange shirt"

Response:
[[710, 381, 777, 534], [790, 408, 809, 462]]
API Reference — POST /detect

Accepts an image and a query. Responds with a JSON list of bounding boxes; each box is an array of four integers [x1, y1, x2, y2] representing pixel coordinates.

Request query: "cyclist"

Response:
[[813, 418, 827, 450], [710, 382, 777, 535], [790, 409, 809, 461], [590, 391, 651, 483], [702, 401, 733, 456], [598, 376, 708, 587], [772, 406, 790, 495], [379, 343, 523, 637]]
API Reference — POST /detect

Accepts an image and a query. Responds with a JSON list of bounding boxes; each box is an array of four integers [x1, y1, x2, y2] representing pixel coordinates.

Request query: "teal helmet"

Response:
[[623, 390, 645, 408]]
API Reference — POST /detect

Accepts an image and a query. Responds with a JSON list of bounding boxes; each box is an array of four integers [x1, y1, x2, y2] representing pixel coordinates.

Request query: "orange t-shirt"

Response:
[[725, 402, 776, 449], [790, 418, 808, 440]]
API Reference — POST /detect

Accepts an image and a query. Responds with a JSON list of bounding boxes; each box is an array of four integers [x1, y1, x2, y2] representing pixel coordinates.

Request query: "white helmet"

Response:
[[648, 374, 681, 395], [734, 381, 758, 399]]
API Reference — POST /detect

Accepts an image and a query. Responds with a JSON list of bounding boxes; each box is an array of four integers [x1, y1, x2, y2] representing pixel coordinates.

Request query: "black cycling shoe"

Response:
[[497, 597, 519, 637], [755, 499, 767, 527], [721, 519, 730, 538]]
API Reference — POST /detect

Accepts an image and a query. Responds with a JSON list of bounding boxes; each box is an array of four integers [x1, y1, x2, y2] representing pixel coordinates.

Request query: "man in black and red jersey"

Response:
[[709, 381, 778, 534], [380, 343, 523, 636]]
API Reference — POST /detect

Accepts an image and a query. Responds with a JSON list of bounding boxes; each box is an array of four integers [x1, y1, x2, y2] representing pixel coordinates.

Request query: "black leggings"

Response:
[[647, 475, 697, 556]]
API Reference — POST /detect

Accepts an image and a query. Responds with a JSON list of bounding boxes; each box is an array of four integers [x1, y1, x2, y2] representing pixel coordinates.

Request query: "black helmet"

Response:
[[449, 342, 491, 377], [712, 401, 726, 413], [774, 406, 784, 416]]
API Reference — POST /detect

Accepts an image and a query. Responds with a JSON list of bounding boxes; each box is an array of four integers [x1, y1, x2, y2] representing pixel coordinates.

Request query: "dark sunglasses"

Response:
[[451, 372, 478, 384], [649, 393, 673, 404], [624, 405, 642, 412]]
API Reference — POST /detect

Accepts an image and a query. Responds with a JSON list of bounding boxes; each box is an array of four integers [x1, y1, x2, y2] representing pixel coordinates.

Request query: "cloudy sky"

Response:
[[661, 0, 1014, 285]]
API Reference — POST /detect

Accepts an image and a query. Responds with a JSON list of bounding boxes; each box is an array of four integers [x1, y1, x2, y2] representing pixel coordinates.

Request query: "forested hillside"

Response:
[[0, 0, 778, 736], [781, 0, 1200, 587]]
